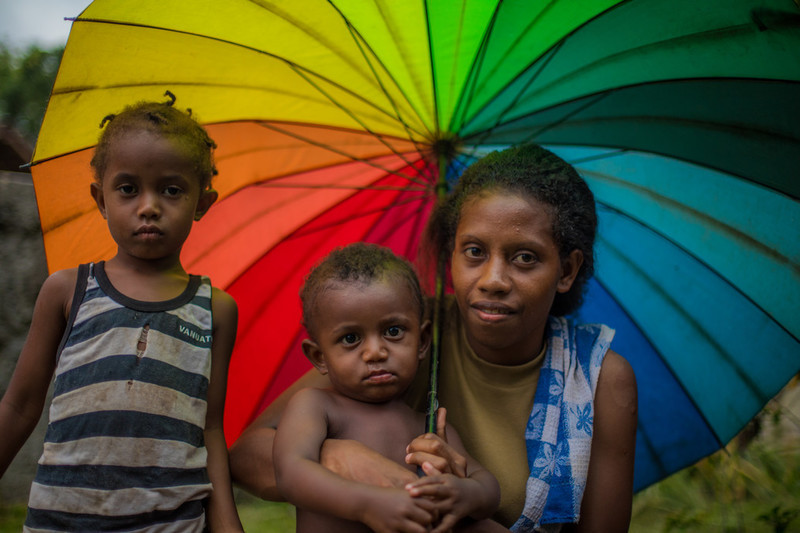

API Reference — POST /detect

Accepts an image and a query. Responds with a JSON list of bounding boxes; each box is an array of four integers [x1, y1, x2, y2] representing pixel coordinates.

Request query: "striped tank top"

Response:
[[25, 262, 214, 532]]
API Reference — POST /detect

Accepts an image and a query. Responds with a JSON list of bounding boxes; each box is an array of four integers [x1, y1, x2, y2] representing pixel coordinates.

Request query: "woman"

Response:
[[230, 144, 637, 532]]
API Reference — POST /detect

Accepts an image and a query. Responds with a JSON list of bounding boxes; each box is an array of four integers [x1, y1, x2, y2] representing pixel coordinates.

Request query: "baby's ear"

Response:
[[301, 338, 328, 375], [194, 188, 218, 221], [418, 319, 432, 360]]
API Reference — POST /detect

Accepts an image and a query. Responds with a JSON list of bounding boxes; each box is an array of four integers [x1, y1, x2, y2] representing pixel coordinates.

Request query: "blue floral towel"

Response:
[[511, 316, 614, 532]]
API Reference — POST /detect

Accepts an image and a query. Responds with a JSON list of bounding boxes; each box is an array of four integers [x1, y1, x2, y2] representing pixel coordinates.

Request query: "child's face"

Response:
[[450, 190, 580, 365], [302, 276, 429, 404], [91, 130, 215, 263]]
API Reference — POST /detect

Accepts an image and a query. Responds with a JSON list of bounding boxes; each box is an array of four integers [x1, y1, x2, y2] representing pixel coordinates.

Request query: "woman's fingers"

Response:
[[406, 434, 467, 478], [436, 407, 448, 441]]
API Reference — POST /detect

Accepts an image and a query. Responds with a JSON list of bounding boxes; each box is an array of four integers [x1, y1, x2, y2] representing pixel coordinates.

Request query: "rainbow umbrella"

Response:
[[30, 0, 800, 491]]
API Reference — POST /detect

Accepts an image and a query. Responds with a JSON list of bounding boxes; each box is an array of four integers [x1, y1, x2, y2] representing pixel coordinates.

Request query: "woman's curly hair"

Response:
[[423, 144, 597, 316]]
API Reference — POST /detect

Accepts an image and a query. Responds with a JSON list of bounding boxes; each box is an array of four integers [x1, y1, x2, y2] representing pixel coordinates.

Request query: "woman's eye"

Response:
[[385, 326, 404, 339], [341, 333, 359, 346], [464, 246, 483, 258], [514, 252, 537, 265]]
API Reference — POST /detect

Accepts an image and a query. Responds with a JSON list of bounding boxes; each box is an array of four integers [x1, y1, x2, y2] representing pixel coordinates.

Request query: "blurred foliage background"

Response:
[[0, 44, 62, 144]]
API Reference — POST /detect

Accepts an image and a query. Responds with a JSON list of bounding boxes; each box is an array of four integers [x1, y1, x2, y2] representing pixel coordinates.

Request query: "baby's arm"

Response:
[[274, 388, 436, 532], [405, 408, 501, 532], [204, 288, 244, 532], [0, 269, 73, 477]]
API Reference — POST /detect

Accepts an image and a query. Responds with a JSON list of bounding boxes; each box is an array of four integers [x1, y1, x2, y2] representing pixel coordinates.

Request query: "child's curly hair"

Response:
[[90, 92, 217, 189], [301, 243, 424, 340], [423, 144, 597, 317]]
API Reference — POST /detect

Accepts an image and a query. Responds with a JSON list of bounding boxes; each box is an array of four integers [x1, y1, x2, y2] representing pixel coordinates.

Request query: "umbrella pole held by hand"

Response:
[[419, 155, 450, 476]]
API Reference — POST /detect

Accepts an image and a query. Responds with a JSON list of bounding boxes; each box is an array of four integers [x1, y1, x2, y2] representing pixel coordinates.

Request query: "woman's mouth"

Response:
[[472, 302, 515, 322]]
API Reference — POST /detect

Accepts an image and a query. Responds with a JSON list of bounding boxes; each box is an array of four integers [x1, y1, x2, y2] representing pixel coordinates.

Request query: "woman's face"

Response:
[[450, 190, 581, 365]]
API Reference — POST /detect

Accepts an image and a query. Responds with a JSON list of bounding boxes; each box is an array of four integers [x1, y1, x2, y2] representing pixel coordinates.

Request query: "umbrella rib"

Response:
[[458, 0, 562, 131], [590, 262, 728, 450], [328, 0, 437, 180], [586, 169, 800, 291], [461, 11, 782, 136], [422, 0, 440, 136], [631, 415, 672, 486], [448, 1, 503, 132], [588, 275, 726, 478], [596, 206, 782, 402], [595, 199, 798, 344], [65, 16, 431, 138], [255, 121, 430, 188], [285, 62, 434, 185], [255, 182, 425, 193], [287, 192, 430, 241]]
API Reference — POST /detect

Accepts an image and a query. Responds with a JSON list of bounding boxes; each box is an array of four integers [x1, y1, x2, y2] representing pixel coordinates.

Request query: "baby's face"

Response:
[[309, 277, 427, 404]]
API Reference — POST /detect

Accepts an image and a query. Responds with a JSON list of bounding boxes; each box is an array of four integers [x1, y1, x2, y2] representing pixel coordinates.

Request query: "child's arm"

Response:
[[404, 408, 501, 532], [204, 287, 244, 532], [274, 387, 437, 532], [0, 270, 73, 477]]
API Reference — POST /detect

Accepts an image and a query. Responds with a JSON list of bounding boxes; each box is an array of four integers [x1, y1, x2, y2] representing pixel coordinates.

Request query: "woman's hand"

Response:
[[405, 408, 468, 478], [320, 438, 418, 488]]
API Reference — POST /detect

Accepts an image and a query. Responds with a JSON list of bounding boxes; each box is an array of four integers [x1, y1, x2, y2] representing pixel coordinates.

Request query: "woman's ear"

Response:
[[301, 338, 328, 375], [418, 319, 432, 360], [90, 182, 107, 219], [557, 249, 584, 293], [194, 188, 218, 221]]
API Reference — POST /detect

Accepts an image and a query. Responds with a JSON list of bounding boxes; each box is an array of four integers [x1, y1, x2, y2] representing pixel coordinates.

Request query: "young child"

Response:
[[0, 98, 243, 532], [273, 243, 500, 533]]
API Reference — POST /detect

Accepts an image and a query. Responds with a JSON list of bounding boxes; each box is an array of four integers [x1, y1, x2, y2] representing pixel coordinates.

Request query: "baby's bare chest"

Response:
[[328, 402, 426, 467]]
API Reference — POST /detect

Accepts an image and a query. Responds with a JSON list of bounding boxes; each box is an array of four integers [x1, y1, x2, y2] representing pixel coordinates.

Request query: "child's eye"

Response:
[[163, 185, 184, 197], [340, 333, 360, 346], [385, 326, 405, 339], [117, 184, 137, 195]]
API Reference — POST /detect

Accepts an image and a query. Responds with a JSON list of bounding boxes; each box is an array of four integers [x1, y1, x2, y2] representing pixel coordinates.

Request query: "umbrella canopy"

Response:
[[31, 0, 800, 491]]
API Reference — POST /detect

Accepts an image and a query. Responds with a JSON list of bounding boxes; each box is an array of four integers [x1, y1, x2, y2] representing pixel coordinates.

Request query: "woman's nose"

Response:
[[478, 256, 511, 293]]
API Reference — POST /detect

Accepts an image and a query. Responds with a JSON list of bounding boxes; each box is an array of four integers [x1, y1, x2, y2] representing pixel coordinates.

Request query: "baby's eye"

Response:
[[385, 326, 405, 339], [340, 333, 360, 346], [163, 185, 184, 197]]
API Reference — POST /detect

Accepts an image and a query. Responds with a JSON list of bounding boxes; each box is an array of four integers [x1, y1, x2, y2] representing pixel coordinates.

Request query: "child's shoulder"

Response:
[[209, 285, 237, 322], [34, 267, 81, 320]]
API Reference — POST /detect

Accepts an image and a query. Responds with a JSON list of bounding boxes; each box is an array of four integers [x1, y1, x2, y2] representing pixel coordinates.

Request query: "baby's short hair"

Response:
[[301, 243, 424, 340], [90, 93, 217, 189]]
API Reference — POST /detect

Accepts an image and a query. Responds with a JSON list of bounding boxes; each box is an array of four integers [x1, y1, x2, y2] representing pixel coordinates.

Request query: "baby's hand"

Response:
[[405, 474, 483, 533], [360, 487, 436, 533]]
